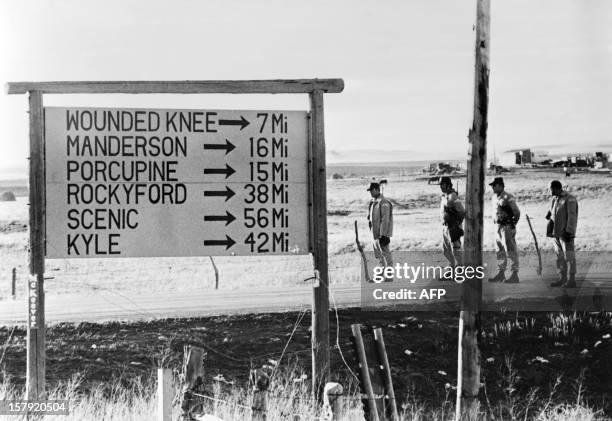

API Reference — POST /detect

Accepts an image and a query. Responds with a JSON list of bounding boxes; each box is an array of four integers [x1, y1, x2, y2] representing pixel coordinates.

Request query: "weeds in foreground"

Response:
[[0, 367, 606, 421], [0, 312, 609, 420]]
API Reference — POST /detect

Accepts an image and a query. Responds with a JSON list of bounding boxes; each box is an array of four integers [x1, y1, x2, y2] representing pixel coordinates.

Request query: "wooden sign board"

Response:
[[44, 107, 310, 257]]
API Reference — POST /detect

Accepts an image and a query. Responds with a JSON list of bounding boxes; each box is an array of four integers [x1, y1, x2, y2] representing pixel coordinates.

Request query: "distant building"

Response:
[[559, 152, 609, 168], [594, 152, 609, 169], [500, 149, 549, 167]]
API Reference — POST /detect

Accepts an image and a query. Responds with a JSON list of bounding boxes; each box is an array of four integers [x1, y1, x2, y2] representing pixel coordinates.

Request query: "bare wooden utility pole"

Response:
[[456, 1, 490, 420], [26, 90, 46, 399], [310, 89, 330, 395]]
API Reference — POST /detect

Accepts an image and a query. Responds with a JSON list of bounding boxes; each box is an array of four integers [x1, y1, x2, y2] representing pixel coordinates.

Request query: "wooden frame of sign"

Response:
[[6, 78, 344, 399]]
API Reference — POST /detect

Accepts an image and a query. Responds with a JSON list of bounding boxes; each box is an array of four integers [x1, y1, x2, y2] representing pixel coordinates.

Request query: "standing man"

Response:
[[489, 177, 521, 283], [547, 180, 578, 288], [440, 177, 465, 271], [367, 182, 394, 278]]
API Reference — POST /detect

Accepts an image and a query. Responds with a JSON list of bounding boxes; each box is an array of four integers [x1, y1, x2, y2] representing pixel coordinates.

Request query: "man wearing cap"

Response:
[[367, 182, 394, 278], [439, 177, 465, 272], [489, 177, 521, 283], [547, 180, 578, 288]]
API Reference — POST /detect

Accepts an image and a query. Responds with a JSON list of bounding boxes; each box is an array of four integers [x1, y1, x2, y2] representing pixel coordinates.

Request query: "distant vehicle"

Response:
[[488, 164, 509, 174], [423, 162, 465, 176]]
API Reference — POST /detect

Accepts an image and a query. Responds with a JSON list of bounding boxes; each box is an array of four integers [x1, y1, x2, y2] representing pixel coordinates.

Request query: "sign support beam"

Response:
[[26, 90, 46, 399], [6, 79, 344, 95], [310, 89, 330, 396], [456, 0, 490, 420]]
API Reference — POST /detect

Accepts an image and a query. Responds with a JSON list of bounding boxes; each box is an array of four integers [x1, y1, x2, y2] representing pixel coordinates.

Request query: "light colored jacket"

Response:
[[493, 191, 520, 225], [440, 190, 465, 226], [368, 196, 393, 239], [549, 191, 578, 237]]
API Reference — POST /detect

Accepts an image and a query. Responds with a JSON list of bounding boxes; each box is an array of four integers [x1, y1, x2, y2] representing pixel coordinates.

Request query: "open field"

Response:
[[1, 169, 611, 299]]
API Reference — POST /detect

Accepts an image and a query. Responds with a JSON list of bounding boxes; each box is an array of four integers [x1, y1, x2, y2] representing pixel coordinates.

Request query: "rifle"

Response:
[[525, 214, 543, 276], [354, 220, 372, 282]]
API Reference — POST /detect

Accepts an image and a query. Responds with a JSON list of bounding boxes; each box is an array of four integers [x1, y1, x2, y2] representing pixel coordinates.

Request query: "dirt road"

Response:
[[1, 274, 610, 325]]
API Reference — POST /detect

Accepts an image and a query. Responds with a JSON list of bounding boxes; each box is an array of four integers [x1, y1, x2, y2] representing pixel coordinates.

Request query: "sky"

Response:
[[1, 0, 611, 178]]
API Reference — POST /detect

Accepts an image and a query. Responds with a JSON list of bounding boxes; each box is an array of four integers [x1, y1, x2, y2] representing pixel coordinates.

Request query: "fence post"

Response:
[[180, 346, 206, 420], [251, 372, 269, 421], [351, 324, 380, 421], [209, 256, 219, 290], [323, 382, 344, 420], [11, 268, 16, 299], [374, 328, 399, 421], [157, 368, 172, 421]]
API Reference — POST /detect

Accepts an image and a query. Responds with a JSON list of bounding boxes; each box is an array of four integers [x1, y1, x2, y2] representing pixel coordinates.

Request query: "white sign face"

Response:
[[44, 107, 310, 258]]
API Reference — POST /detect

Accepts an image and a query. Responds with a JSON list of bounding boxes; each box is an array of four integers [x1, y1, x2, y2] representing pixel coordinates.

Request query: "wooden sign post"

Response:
[[6, 78, 344, 401], [456, 1, 490, 420], [310, 89, 330, 395], [26, 90, 46, 399]]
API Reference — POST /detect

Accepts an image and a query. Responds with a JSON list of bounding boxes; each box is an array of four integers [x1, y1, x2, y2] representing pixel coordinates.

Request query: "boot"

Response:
[[505, 271, 520, 283], [564, 273, 576, 288], [550, 274, 566, 287], [489, 271, 505, 283]]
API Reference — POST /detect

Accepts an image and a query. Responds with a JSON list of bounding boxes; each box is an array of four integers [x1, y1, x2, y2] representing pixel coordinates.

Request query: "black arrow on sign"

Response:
[[204, 235, 236, 250], [219, 116, 249, 130], [203, 139, 236, 155], [204, 164, 235, 179], [204, 211, 236, 226], [203, 186, 235, 201]]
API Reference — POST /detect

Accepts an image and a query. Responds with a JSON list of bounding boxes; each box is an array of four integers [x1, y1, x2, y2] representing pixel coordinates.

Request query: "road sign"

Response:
[[44, 107, 310, 257]]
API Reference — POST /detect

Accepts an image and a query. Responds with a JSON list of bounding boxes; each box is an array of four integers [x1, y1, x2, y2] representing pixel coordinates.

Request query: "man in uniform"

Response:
[[440, 177, 465, 272], [547, 180, 578, 288], [489, 177, 521, 283], [367, 182, 394, 278]]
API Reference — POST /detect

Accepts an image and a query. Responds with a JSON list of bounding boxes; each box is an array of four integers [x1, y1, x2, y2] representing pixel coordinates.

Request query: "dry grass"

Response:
[[0, 366, 606, 421]]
